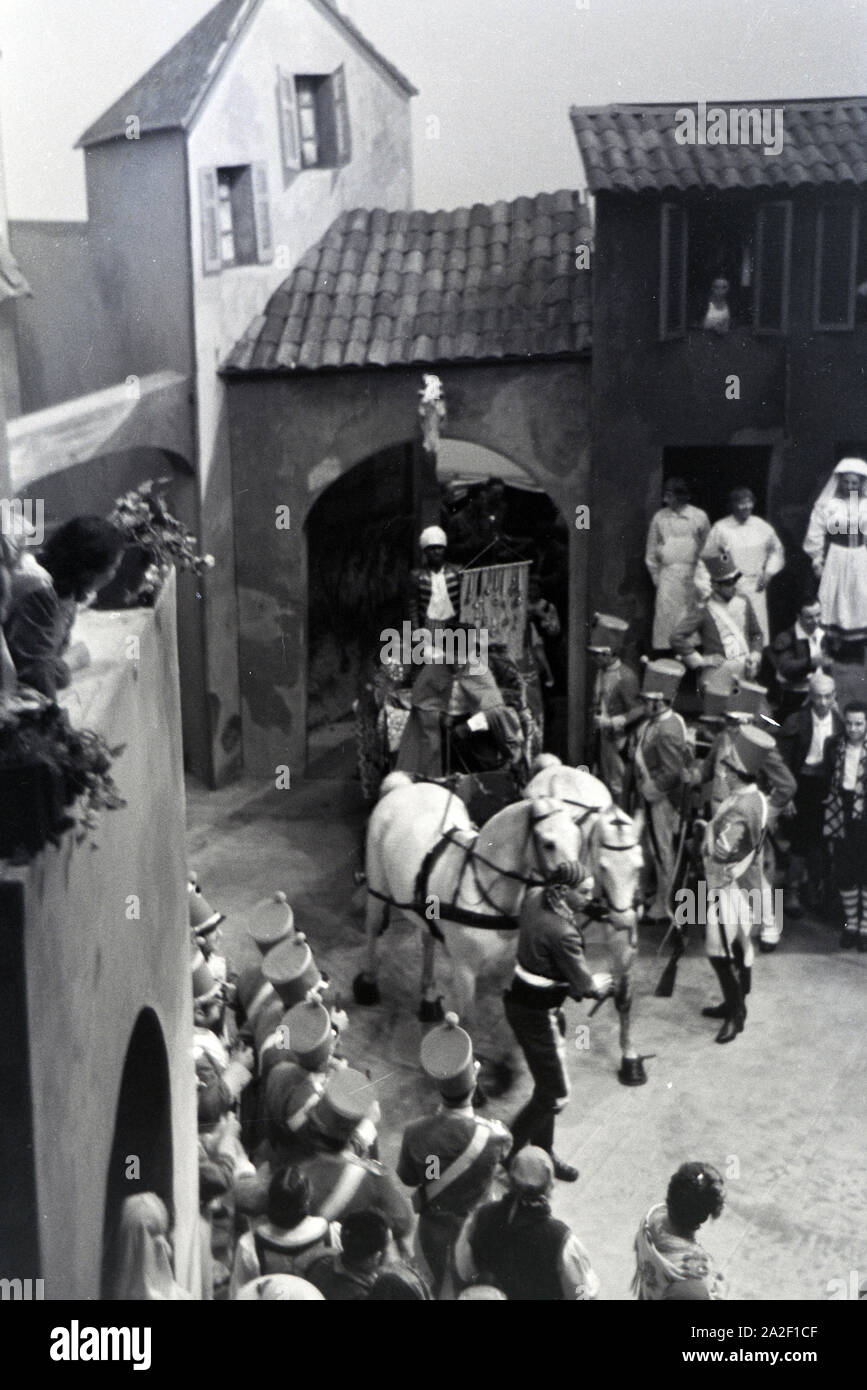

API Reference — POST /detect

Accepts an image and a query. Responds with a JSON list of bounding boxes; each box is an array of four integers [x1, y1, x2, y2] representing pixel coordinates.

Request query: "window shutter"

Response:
[[331, 65, 351, 165], [199, 167, 222, 274], [252, 161, 274, 263], [754, 201, 792, 334], [814, 203, 859, 330], [659, 203, 687, 339], [277, 67, 301, 173]]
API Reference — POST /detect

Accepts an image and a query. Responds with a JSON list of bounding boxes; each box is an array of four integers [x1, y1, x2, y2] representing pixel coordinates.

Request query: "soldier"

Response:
[[397, 1014, 512, 1296], [671, 549, 762, 692], [291, 1069, 416, 1258], [630, 658, 690, 921], [698, 680, 795, 952], [588, 612, 641, 805], [700, 725, 778, 1042], [503, 882, 614, 1183]]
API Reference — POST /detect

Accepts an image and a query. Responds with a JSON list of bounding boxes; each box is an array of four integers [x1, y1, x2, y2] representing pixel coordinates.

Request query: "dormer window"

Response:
[[277, 65, 351, 175]]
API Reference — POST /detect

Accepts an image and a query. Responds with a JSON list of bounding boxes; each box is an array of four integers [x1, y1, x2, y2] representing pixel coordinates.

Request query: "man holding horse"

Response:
[[503, 877, 614, 1182]]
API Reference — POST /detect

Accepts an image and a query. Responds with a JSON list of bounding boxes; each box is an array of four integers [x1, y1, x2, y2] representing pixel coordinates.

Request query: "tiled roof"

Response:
[[224, 190, 593, 373], [570, 97, 867, 195], [78, 0, 414, 149]]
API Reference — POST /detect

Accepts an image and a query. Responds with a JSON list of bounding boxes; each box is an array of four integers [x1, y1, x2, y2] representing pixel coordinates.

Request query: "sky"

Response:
[[1, 0, 865, 221]]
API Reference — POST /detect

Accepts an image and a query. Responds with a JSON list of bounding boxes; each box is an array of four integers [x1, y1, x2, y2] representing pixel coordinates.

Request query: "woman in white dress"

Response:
[[697, 487, 785, 643], [645, 477, 710, 652], [803, 458, 867, 647]]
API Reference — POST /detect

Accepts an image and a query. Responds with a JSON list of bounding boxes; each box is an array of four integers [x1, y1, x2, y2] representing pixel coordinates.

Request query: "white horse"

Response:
[[353, 773, 586, 1025], [353, 769, 648, 1084]]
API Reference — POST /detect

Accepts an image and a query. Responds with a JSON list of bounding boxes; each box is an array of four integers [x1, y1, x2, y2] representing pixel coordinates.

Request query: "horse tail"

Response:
[[378, 771, 413, 799]]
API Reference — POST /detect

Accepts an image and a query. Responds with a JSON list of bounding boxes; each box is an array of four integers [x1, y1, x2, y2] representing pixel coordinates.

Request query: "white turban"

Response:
[[419, 526, 447, 550]]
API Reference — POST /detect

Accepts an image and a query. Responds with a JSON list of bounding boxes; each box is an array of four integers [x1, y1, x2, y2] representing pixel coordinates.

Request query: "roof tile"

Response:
[[224, 189, 592, 373], [571, 97, 867, 195]]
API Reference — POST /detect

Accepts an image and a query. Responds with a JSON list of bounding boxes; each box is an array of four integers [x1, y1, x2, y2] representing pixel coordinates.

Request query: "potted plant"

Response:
[[97, 478, 214, 608], [0, 692, 126, 860]]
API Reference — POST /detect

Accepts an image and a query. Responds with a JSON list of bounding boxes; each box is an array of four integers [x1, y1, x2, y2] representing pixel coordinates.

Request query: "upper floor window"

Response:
[[659, 198, 792, 339], [199, 163, 273, 275], [277, 65, 351, 175], [814, 201, 860, 330]]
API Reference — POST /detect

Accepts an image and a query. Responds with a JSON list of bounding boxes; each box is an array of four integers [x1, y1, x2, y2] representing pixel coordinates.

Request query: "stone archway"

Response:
[[99, 1008, 173, 1299]]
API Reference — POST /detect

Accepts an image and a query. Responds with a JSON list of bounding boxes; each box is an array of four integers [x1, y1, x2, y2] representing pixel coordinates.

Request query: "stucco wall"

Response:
[[225, 357, 591, 777], [187, 0, 414, 785], [0, 574, 198, 1298]]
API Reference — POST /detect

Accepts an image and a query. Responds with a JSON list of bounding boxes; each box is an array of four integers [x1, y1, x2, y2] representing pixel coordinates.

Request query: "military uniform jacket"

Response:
[[670, 595, 763, 663], [515, 888, 597, 999], [406, 565, 462, 630], [633, 709, 689, 806], [592, 661, 641, 737], [701, 730, 796, 812], [296, 1148, 414, 1241], [702, 785, 768, 897], [397, 1109, 511, 1217]]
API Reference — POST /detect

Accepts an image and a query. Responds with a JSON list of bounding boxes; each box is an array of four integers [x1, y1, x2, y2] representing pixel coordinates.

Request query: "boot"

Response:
[[708, 957, 745, 1043]]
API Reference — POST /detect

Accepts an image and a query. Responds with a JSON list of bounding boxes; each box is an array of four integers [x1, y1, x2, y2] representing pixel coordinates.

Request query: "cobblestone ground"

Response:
[[187, 770, 866, 1302]]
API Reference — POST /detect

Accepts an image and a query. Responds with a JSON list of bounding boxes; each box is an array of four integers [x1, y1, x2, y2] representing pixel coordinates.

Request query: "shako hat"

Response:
[[420, 1011, 475, 1099], [639, 657, 685, 701], [587, 612, 628, 654], [191, 948, 221, 1003], [704, 549, 741, 584], [700, 665, 731, 720], [262, 933, 321, 1008], [248, 891, 294, 953], [284, 996, 334, 1072], [311, 1067, 377, 1142], [188, 872, 225, 937], [726, 724, 776, 777], [725, 680, 771, 722]]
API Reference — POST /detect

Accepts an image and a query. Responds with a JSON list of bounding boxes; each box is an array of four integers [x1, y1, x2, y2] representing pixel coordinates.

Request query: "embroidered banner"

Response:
[[460, 561, 531, 663]]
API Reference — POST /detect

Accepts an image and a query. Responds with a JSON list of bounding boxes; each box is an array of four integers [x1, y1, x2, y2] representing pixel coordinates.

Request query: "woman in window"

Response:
[[3, 515, 124, 699], [803, 458, 867, 657]]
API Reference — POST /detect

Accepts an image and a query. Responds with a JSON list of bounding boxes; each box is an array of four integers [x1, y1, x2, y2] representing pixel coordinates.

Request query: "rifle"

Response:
[[654, 781, 702, 998]]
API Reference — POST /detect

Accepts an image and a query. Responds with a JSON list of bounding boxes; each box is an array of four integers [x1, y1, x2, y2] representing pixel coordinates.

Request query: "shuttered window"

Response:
[[753, 201, 792, 334], [330, 65, 351, 165], [277, 66, 301, 173], [199, 167, 222, 275], [814, 202, 859, 330], [659, 203, 687, 339], [252, 161, 274, 264]]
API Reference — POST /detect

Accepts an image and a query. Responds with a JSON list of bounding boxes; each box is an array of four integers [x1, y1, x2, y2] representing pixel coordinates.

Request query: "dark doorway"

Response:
[[100, 1009, 173, 1297], [662, 445, 772, 526]]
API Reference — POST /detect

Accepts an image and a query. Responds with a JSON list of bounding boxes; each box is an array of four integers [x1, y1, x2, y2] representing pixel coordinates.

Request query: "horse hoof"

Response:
[[352, 974, 381, 1007], [618, 1056, 648, 1086], [418, 996, 444, 1023]]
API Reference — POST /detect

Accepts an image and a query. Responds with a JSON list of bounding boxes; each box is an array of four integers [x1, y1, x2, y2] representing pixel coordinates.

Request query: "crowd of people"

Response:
[[102, 876, 733, 1301]]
